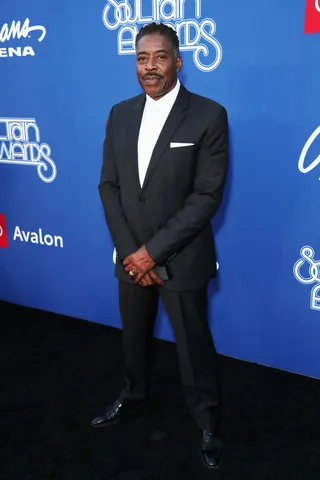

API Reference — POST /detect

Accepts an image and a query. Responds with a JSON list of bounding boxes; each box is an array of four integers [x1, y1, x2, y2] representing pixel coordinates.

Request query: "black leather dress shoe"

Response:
[[90, 395, 147, 428], [200, 430, 224, 469]]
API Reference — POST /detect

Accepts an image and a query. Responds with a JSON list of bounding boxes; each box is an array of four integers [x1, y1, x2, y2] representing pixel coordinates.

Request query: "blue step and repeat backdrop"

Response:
[[1, 1, 320, 378]]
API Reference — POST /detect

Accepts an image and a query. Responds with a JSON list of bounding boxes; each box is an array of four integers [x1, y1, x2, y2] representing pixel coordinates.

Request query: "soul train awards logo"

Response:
[[0, 18, 46, 58], [298, 126, 320, 179], [102, 0, 222, 72], [0, 118, 57, 183], [293, 246, 320, 311], [305, 0, 320, 34]]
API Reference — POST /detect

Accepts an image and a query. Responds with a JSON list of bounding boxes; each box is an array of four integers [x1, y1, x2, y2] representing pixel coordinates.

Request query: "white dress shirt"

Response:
[[137, 79, 181, 187]]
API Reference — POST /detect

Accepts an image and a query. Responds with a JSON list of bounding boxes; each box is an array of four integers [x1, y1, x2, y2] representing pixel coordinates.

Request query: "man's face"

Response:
[[136, 33, 182, 100]]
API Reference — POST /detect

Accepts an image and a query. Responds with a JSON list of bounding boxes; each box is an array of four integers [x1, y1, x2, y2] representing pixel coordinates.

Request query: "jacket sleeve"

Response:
[[98, 107, 138, 260], [145, 106, 229, 265]]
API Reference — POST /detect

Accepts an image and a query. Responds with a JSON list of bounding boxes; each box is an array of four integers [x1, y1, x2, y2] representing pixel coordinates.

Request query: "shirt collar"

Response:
[[145, 79, 181, 110]]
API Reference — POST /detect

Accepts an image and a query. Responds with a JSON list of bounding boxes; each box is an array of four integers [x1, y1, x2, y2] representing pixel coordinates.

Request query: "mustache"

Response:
[[143, 73, 163, 79]]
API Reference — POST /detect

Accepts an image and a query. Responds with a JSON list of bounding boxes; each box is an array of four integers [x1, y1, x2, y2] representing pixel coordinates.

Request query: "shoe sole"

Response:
[[199, 449, 224, 469], [90, 417, 122, 428]]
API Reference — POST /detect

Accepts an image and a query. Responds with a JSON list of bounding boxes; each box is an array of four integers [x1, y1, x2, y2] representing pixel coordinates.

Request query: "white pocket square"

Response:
[[170, 142, 194, 148]]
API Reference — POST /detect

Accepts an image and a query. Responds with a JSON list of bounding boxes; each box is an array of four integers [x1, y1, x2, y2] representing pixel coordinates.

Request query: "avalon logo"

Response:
[[13, 226, 64, 248], [102, 0, 222, 73], [0, 18, 46, 58], [0, 214, 64, 249], [298, 126, 320, 179], [293, 246, 320, 311]]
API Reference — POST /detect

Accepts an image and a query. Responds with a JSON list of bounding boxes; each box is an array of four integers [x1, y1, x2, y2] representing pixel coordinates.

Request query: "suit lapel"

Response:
[[125, 93, 145, 191], [141, 84, 190, 190]]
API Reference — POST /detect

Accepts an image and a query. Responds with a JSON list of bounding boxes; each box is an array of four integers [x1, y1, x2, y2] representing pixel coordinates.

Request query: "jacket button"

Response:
[[139, 196, 145, 203]]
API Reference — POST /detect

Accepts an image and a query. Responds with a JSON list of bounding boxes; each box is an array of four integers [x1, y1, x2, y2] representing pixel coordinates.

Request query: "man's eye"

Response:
[[158, 55, 166, 59], [138, 57, 146, 62]]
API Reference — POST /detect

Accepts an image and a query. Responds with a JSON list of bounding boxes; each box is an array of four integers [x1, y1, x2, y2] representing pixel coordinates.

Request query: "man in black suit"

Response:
[[92, 22, 229, 469]]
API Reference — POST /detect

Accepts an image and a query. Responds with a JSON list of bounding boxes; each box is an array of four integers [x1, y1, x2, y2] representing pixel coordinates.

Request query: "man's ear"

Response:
[[176, 55, 182, 72]]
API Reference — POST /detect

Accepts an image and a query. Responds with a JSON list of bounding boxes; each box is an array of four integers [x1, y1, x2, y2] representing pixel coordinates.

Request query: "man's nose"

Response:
[[145, 57, 157, 70]]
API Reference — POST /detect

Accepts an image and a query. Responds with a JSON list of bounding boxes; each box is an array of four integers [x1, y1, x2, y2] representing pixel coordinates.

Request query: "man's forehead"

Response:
[[136, 34, 172, 53]]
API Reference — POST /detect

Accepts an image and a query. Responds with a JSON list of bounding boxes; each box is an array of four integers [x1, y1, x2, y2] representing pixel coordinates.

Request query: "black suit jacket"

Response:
[[99, 84, 229, 291]]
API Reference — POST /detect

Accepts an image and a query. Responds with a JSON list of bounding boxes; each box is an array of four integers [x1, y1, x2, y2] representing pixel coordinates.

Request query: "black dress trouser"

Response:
[[118, 280, 222, 432]]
